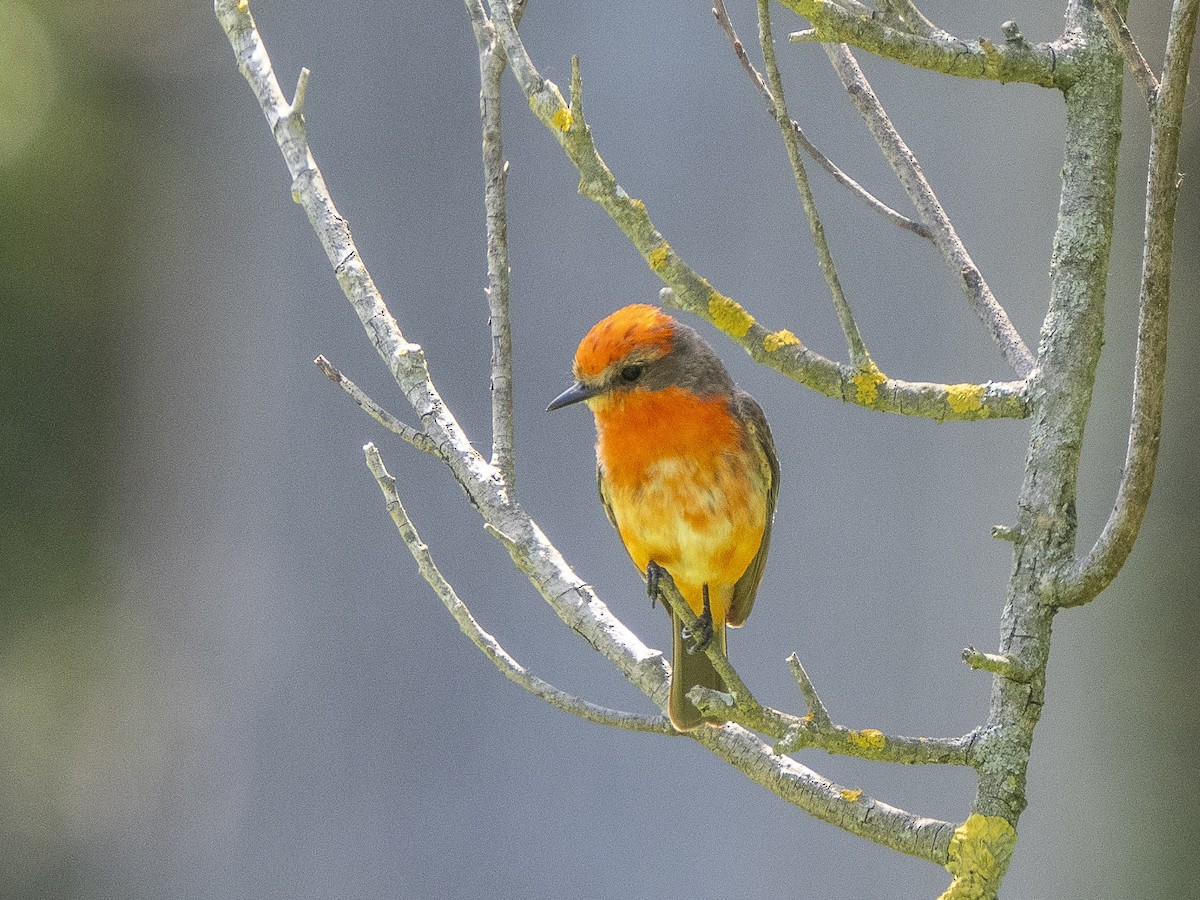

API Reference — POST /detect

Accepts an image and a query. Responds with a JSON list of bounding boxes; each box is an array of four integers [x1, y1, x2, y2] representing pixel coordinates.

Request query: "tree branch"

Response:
[[465, 0, 524, 491], [961, 646, 1033, 683], [365, 442, 674, 734], [712, 0, 933, 239], [780, 0, 1069, 89], [821, 44, 1037, 378], [658, 576, 978, 767], [1094, 0, 1161, 108], [693, 722, 956, 864], [973, 3, 1127, 842], [1059, 0, 1199, 608], [757, 0, 872, 368], [315, 355, 440, 456]]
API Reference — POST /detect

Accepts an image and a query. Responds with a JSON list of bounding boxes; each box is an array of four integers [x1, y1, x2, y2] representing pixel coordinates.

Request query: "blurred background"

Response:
[[2, 1, 1196, 897]]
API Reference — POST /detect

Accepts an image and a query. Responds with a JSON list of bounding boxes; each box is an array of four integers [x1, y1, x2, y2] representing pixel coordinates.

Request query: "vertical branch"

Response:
[[467, 0, 528, 492], [1060, 0, 1199, 607], [976, 3, 1126, 830], [756, 0, 871, 368]]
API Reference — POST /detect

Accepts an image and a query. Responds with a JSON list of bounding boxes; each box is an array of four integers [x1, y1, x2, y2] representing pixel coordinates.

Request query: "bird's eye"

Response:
[[620, 364, 643, 383]]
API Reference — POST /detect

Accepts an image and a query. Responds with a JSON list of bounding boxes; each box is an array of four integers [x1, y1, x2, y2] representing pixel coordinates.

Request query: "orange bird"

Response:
[[548, 304, 779, 730]]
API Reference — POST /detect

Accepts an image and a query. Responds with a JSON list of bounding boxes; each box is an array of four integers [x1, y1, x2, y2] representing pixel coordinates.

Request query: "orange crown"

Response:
[[573, 304, 675, 379]]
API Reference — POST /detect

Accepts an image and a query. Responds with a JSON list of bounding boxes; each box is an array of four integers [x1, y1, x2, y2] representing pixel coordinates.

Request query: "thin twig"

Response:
[[757, 0, 871, 367], [961, 646, 1033, 683], [823, 44, 1037, 378], [1060, 0, 1199, 608], [712, 0, 932, 240], [315, 355, 441, 455], [786, 652, 830, 727], [365, 443, 675, 734], [1094, 0, 1161, 109]]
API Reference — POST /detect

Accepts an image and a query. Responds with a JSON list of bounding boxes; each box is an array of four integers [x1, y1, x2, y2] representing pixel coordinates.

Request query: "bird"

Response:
[[548, 304, 779, 731]]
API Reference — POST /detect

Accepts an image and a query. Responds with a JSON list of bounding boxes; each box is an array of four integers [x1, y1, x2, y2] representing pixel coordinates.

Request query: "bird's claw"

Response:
[[646, 560, 664, 610], [682, 608, 715, 654]]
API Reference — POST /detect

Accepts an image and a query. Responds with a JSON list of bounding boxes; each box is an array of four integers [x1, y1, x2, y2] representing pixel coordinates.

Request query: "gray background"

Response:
[[3, 1, 1198, 897]]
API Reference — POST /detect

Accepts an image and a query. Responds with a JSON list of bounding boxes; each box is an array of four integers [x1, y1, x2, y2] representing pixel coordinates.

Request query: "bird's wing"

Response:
[[728, 388, 780, 627], [597, 463, 619, 531]]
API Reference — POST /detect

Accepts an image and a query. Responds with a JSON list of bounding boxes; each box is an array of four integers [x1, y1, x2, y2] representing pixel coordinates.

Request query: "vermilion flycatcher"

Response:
[[548, 304, 779, 730]]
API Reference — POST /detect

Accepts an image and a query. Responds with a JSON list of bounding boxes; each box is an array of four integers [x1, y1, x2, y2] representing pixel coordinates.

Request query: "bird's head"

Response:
[[547, 304, 733, 412]]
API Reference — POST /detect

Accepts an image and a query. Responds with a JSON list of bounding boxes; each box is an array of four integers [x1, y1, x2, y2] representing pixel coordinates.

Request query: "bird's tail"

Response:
[[669, 616, 728, 731]]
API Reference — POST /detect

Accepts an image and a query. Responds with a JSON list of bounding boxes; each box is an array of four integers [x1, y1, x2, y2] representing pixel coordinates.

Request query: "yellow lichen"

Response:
[[946, 382, 985, 416], [847, 728, 886, 751], [938, 814, 1017, 900], [852, 362, 887, 406], [763, 329, 801, 353], [708, 291, 754, 337], [551, 106, 574, 132], [648, 242, 671, 274], [839, 787, 863, 802]]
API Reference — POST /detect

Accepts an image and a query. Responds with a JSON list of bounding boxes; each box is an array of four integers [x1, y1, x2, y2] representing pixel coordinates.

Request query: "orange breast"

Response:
[[593, 387, 767, 620]]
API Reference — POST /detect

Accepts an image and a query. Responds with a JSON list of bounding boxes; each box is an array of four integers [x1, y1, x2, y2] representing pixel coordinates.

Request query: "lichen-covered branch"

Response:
[[658, 575, 978, 767], [781, 0, 1069, 89], [972, 0, 1126, 854], [693, 723, 956, 863], [961, 646, 1033, 683], [1059, 0, 1199, 608]]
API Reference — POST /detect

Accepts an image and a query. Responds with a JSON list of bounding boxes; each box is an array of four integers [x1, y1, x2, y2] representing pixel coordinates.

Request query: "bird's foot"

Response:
[[646, 560, 664, 610]]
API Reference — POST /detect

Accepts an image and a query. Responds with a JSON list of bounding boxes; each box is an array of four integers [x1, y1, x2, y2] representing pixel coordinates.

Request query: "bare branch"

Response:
[[215, 0, 506, 517], [365, 443, 674, 734], [465, 0, 524, 491], [1059, 0, 1199, 608], [780, 0, 1068, 89], [757, 0, 871, 368], [315, 355, 440, 455], [693, 722, 956, 863], [712, 0, 932, 239], [822, 44, 1037, 378], [1094, 0, 1161, 108]]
